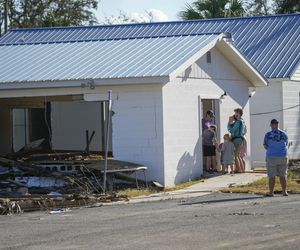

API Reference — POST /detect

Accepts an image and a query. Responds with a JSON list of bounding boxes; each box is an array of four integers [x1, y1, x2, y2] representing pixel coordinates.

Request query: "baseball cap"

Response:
[[270, 119, 279, 124]]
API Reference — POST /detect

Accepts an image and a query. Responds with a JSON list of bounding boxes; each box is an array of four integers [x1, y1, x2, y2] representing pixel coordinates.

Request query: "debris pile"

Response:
[[0, 148, 147, 215]]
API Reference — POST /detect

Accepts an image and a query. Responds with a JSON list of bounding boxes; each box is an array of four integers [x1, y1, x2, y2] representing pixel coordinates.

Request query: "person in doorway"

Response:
[[202, 110, 214, 131], [263, 119, 289, 197], [227, 108, 246, 173], [203, 125, 218, 173], [217, 134, 235, 174]]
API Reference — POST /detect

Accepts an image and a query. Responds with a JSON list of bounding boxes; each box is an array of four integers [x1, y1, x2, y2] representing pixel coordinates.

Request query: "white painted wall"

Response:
[[282, 80, 300, 160], [250, 80, 283, 167], [111, 85, 165, 184], [291, 65, 300, 81], [49, 85, 165, 184], [163, 47, 253, 186]]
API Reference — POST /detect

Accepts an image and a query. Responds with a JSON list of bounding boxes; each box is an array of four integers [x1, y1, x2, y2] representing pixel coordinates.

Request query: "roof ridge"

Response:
[[7, 13, 300, 32], [0, 32, 223, 46]]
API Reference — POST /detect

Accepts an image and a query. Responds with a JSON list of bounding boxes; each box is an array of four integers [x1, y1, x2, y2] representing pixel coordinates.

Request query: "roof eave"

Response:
[[0, 76, 170, 90]]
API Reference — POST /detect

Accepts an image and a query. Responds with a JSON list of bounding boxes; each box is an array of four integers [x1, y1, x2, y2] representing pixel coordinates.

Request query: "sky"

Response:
[[96, 0, 193, 23]]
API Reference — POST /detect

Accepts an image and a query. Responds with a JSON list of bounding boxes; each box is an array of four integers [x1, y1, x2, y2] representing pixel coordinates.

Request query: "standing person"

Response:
[[227, 108, 246, 173], [218, 134, 235, 174], [203, 125, 217, 173], [202, 110, 214, 131], [264, 119, 289, 197], [240, 138, 247, 173]]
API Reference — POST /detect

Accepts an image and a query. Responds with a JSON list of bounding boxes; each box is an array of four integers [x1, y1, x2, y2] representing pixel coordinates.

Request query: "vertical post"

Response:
[[85, 130, 89, 154], [103, 90, 112, 194], [4, 0, 8, 34], [100, 102, 106, 152], [0, 8, 2, 37]]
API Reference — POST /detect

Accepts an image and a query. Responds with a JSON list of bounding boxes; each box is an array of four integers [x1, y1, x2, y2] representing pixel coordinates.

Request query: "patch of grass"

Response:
[[117, 188, 156, 198], [221, 169, 300, 195], [165, 179, 205, 192], [116, 178, 206, 198]]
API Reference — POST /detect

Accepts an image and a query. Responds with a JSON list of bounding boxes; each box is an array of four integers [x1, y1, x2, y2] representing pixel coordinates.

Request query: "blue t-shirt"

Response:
[[264, 129, 288, 158]]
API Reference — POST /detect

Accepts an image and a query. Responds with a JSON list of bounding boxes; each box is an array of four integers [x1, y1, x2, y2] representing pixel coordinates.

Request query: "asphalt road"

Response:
[[1, 193, 300, 250]]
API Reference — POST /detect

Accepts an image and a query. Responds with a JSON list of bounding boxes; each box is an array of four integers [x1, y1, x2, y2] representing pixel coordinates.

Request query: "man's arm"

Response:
[[283, 131, 289, 146], [263, 133, 268, 150]]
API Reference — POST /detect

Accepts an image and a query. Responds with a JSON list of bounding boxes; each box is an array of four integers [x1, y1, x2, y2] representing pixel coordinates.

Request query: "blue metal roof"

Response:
[[0, 14, 299, 79], [0, 34, 220, 83]]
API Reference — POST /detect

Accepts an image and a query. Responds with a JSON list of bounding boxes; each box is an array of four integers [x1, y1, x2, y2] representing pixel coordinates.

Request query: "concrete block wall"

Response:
[[50, 85, 165, 184], [282, 80, 300, 160], [162, 83, 203, 186], [163, 46, 254, 186], [111, 85, 165, 184], [250, 80, 284, 166]]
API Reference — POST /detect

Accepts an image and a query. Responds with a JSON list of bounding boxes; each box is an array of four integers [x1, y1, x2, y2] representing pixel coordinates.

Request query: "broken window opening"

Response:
[[12, 106, 51, 153]]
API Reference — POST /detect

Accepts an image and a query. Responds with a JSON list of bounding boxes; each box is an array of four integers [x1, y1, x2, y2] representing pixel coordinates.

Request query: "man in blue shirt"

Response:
[[263, 119, 289, 197]]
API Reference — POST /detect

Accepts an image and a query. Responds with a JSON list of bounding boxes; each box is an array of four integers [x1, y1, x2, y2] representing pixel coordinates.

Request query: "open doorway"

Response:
[[201, 99, 220, 138], [12, 106, 51, 152], [201, 99, 221, 171]]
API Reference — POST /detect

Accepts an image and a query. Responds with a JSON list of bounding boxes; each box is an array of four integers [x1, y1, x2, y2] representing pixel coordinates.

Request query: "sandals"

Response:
[[265, 193, 274, 197]]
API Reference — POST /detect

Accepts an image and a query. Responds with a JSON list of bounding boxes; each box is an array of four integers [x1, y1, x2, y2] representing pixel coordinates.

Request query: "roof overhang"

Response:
[[0, 76, 168, 91]]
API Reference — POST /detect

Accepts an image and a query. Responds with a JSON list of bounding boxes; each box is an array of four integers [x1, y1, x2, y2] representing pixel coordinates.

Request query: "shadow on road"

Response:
[[179, 195, 266, 206]]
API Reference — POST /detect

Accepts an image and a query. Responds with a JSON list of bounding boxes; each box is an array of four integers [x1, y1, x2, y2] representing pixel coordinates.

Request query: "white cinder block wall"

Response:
[[162, 83, 204, 186], [282, 80, 300, 160], [111, 85, 165, 184], [162, 48, 253, 186], [250, 80, 284, 167], [51, 85, 165, 184]]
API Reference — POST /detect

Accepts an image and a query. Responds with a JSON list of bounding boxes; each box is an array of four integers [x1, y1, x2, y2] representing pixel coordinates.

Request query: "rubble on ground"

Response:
[[0, 146, 147, 215]]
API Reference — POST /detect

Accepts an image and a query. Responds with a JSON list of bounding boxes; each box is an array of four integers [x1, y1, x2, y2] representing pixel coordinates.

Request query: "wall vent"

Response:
[[206, 51, 212, 64]]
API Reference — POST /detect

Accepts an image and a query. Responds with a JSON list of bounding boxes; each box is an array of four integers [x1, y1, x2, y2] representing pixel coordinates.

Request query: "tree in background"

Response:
[[0, 0, 8, 35], [179, 0, 300, 19], [103, 9, 169, 25], [275, 0, 300, 14], [228, 0, 246, 16], [0, 0, 98, 31], [178, 0, 245, 20], [246, 0, 274, 15]]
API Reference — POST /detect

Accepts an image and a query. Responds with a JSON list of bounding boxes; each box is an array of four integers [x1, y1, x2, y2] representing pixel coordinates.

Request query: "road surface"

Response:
[[1, 193, 300, 250]]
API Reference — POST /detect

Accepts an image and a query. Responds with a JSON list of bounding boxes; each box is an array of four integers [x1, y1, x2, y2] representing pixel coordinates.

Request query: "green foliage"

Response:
[[275, 0, 300, 14], [221, 169, 300, 194], [178, 0, 245, 20], [3, 0, 98, 29], [246, 0, 274, 15], [179, 0, 300, 19]]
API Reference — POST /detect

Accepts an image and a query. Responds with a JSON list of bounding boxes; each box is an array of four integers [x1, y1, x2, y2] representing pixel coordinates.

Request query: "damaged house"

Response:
[[0, 22, 268, 186]]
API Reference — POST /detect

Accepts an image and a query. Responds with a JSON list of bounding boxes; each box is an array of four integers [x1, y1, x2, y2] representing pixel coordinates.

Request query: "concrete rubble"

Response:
[[0, 147, 146, 215]]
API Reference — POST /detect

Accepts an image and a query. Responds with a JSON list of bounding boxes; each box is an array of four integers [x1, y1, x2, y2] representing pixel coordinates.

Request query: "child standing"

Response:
[[218, 134, 235, 174], [203, 125, 218, 173]]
